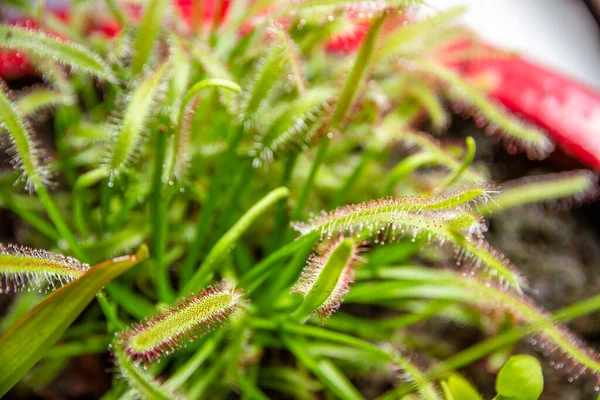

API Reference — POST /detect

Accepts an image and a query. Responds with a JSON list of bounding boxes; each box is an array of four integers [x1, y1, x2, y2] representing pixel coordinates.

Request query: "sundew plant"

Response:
[[0, 1, 599, 399]]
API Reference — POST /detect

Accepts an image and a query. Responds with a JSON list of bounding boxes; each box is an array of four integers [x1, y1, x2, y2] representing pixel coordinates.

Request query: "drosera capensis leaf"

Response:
[[116, 281, 243, 364], [292, 237, 366, 322], [293, 10, 393, 220], [291, 186, 492, 238], [484, 170, 599, 214], [104, 63, 169, 177], [173, 78, 242, 179], [251, 86, 334, 168], [0, 243, 88, 294], [402, 58, 554, 160], [362, 267, 600, 385], [0, 245, 149, 397], [0, 25, 115, 81], [291, 188, 527, 291], [130, 0, 169, 76], [456, 276, 600, 384], [272, 0, 421, 19], [0, 80, 50, 192], [269, 22, 306, 94], [240, 41, 289, 125], [15, 86, 75, 117]]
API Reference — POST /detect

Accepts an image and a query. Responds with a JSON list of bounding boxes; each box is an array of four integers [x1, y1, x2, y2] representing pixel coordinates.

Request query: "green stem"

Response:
[[97, 292, 126, 332], [269, 153, 299, 251], [0, 193, 60, 241], [214, 164, 253, 238], [36, 185, 86, 261], [130, 0, 168, 76], [104, 0, 127, 26], [441, 136, 476, 189], [378, 293, 600, 399], [182, 187, 290, 294], [332, 149, 374, 208], [240, 231, 319, 293], [180, 124, 245, 286], [382, 152, 439, 194], [151, 132, 175, 302], [292, 12, 387, 221], [282, 334, 365, 400], [73, 167, 109, 238], [164, 330, 224, 390], [292, 138, 330, 221]]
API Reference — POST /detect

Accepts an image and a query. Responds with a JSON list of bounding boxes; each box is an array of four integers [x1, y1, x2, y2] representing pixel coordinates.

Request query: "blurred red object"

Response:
[[2, 1, 599, 170], [446, 42, 600, 171]]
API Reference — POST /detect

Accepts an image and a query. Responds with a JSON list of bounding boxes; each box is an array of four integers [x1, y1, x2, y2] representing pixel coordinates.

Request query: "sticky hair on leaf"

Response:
[[487, 170, 599, 213], [104, 63, 169, 177], [0, 80, 51, 192], [116, 282, 243, 364], [451, 235, 527, 292], [251, 87, 334, 167], [274, 0, 417, 19], [0, 25, 115, 81], [268, 22, 306, 94], [0, 243, 88, 294], [292, 237, 366, 321], [291, 186, 492, 237], [239, 40, 289, 129], [292, 187, 527, 291], [401, 59, 555, 160], [16, 85, 75, 120], [458, 274, 600, 384]]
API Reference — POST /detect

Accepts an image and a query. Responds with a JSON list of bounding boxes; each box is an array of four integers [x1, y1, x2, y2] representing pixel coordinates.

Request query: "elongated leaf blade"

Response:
[[0, 245, 149, 396], [0, 25, 115, 81]]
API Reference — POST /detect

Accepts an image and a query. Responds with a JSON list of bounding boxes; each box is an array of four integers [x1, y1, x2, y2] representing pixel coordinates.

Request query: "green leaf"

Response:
[[484, 170, 598, 215], [182, 186, 289, 294], [407, 59, 553, 160], [442, 374, 483, 400], [0, 25, 115, 81], [130, 0, 169, 76], [292, 238, 358, 322], [0, 80, 49, 191], [16, 87, 75, 116], [104, 63, 169, 175], [282, 335, 364, 400], [0, 245, 149, 396], [495, 355, 543, 400]]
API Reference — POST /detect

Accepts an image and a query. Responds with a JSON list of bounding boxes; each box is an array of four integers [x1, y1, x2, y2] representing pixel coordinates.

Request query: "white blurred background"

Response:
[[426, 0, 600, 89]]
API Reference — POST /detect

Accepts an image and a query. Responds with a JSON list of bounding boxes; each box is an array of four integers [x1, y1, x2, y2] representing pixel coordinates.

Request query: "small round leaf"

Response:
[[496, 355, 543, 400]]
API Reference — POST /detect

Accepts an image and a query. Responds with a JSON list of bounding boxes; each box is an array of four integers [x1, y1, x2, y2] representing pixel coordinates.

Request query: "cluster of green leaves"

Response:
[[0, 0, 599, 399]]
